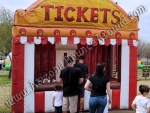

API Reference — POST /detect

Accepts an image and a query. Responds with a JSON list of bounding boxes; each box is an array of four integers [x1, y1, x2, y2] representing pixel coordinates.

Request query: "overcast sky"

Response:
[[0, 0, 149, 41]]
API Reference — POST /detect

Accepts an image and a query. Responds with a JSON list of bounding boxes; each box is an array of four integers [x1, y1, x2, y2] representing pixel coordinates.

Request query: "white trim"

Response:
[[74, 37, 80, 44], [20, 36, 27, 44], [34, 37, 41, 44], [110, 39, 116, 45], [45, 91, 55, 112], [86, 38, 93, 45], [120, 45, 130, 109], [48, 37, 55, 44], [24, 43, 35, 113], [98, 38, 105, 45], [122, 39, 128, 46], [61, 37, 68, 45]]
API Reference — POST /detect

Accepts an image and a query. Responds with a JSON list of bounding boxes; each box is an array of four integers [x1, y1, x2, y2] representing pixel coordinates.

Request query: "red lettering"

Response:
[[100, 8, 111, 23], [111, 10, 120, 24], [41, 5, 54, 21], [64, 7, 75, 22], [90, 8, 98, 23], [76, 7, 89, 22], [55, 6, 63, 21]]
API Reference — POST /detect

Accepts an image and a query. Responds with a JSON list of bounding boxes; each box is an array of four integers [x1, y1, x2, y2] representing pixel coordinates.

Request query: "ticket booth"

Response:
[[11, 0, 138, 112]]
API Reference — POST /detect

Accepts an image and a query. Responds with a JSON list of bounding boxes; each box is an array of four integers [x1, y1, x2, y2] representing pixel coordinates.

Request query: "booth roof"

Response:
[[12, 0, 138, 40]]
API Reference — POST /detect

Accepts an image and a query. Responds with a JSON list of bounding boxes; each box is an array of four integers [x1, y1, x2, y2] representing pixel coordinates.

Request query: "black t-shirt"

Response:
[[89, 75, 110, 97], [60, 66, 82, 97], [74, 63, 88, 79]]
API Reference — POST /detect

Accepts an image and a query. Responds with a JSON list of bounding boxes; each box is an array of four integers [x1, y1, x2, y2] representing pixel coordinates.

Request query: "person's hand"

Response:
[[108, 98, 111, 104]]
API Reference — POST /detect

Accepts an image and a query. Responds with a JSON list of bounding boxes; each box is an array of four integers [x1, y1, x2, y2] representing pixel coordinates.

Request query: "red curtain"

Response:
[[76, 44, 106, 77], [34, 43, 56, 80]]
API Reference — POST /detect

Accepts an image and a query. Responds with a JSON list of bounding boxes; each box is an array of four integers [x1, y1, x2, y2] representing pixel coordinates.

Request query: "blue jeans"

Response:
[[89, 96, 107, 113], [55, 106, 62, 113]]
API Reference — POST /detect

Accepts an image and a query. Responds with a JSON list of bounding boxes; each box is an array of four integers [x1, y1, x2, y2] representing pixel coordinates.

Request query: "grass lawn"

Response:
[[0, 69, 150, 113], [0, 71, 11, 112]]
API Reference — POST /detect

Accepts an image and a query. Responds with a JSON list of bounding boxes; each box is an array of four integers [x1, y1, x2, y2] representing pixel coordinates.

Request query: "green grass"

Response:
[[0, 71, 10, 86], [0, 71, 11, 112]]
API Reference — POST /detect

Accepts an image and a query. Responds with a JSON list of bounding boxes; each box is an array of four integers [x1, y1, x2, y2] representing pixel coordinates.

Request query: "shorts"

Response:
[[62, 95, 78, 113], [78, 85, 85, 98]]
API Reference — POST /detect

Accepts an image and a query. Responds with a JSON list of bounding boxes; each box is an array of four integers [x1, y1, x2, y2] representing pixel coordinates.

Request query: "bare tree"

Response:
[[138, 39, 147, 60]]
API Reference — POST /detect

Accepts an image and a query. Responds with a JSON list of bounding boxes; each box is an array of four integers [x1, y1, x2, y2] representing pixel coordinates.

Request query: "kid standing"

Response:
[[131, 85, 150, 113], [53, 84, 63, 113]]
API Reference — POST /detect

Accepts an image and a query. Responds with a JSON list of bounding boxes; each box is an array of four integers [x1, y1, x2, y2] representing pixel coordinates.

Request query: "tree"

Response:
[[0, 7, 13, 78], [0, 7, 13, 54], [138, 39, 147, 60]]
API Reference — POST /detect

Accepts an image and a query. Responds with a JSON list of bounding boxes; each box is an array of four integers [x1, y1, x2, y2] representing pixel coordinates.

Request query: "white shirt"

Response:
[[132, 95, 150, 113], [0, 60, 2, 64], [53, 91, 63, 107]]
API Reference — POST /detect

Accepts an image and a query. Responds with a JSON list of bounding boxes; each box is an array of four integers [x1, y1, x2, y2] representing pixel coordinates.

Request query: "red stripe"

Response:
[[116, 39, 121, 45], [27, 36, 34, 44], [105, 38, 110, 46], [35, 92, 45, 112], [12, 39, 24, 112], [68, 37, 74, 44], [129, 46, 137, 108], [80, 37, 86, 45], [112, 89, 120, 109], [128, 40, 133, 46], [41, 37, 48, 45], [55, 37, 60, 44], [13, 36, 20, 44]]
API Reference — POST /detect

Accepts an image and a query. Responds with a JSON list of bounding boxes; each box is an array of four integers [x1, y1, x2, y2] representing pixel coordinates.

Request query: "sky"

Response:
[[0, 0, 150, 41]]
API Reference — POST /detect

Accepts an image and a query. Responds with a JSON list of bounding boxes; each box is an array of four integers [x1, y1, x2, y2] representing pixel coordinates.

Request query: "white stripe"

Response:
[[120, 45, 129, 109], [121, 39, 128, 46], [84, 90, 90, 110], [110, 39, 116, 45], [61, 37, 67, 45], [86, 38, 93, 45], [98, 38, 105, 45], [133, 40, 138, 47], [24, 43, 35, 113], [34, 37, 41, 44], [74, 37, 80, 44], [48, 37, 54, 44], [20, 36, 27, 44], [45, 91, 55, 112]]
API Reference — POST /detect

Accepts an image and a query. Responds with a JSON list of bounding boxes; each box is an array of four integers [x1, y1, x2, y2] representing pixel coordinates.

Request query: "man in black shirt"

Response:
[[60, 56, 83, 113], [74, 55, 88, 112]]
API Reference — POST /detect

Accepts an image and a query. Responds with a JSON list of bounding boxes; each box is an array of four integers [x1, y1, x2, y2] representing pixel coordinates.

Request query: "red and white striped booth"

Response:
[[11, 0, 138, 112]]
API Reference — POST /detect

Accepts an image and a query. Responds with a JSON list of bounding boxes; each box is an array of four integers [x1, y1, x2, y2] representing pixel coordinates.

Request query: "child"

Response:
[[53, 84, 63, 113], [131, 85, 150, 113]]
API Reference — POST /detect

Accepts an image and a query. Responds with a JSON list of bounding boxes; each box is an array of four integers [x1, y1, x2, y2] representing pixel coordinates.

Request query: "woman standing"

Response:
[[84, 62, 111, 113]]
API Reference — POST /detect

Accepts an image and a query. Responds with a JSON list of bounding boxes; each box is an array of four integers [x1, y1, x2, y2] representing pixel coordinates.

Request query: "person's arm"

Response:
[[147, 101, 150, 113], [79, 78, 83, 84], [131, 98, 136, 111], [106, 82, 112, 104], [52, 95, 55, 107], [84, 80, 92, 91], [131, 103, 136, 111], [78, 69, 83, 84]]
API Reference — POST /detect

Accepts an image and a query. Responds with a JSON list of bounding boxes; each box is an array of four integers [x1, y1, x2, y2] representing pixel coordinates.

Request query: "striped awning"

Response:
[[13, 36, 138, 46]]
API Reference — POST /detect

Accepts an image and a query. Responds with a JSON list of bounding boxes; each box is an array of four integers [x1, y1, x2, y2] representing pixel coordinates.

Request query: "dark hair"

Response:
[[92, 62, 105, 90], [54, 84, 62, 91], [64, 56, 73, 64], [139, 85, 150, 94], [79, 56, 85, 60]]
